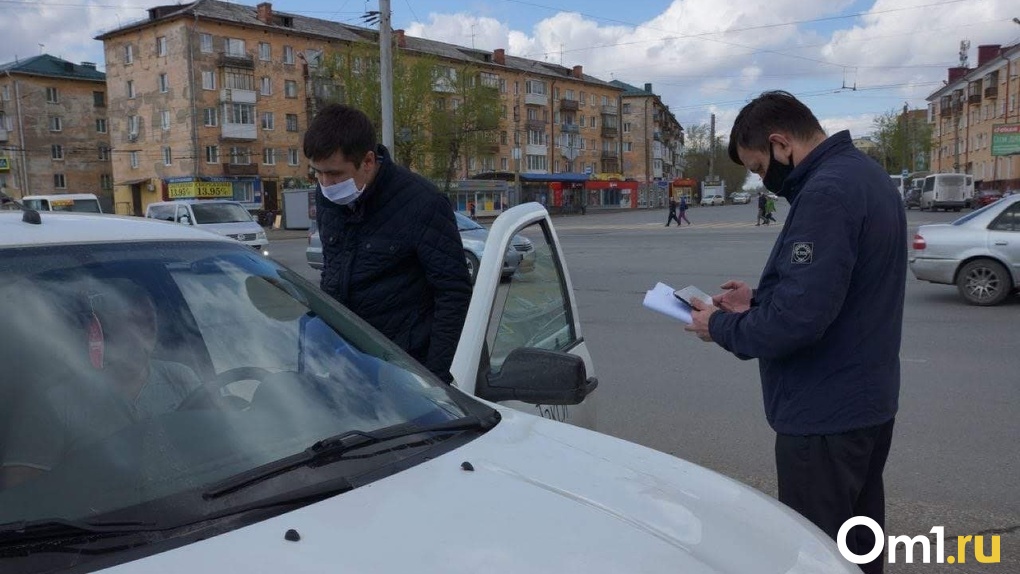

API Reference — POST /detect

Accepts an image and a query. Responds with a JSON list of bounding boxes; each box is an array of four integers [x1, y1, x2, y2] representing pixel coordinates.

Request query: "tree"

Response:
[[872, 108, 933, 174], [680, 122, 748, 193], [426, 65, 501, 191]]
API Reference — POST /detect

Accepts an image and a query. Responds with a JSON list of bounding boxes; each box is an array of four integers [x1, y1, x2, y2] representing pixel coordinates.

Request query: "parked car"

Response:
[[0, 205, 857, 574], [973, 190, 1003, 209], [730, 191, 751, 204], [904, 186, 922, 210], [910, 195, 1020, 305], [700, 193, 724, 206], [146, 200, 268, 254], [306, 213, 535, 284], [21, 193, 102, 213]]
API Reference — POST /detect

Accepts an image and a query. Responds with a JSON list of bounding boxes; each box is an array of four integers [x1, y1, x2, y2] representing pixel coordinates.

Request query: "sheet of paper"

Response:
[[642, 282, 693, 324]]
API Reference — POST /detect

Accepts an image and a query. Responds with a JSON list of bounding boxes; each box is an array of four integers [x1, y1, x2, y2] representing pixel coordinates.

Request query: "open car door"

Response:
[[451, 203, 597, 429]]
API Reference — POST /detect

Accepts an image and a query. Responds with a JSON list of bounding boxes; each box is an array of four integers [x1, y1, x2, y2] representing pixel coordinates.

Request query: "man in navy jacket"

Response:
[[686, 92, 906, 574], [308, 104, 471, 383]]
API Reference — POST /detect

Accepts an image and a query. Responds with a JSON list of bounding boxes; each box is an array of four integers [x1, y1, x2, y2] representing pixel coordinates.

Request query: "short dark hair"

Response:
[[728, 91, 824, 166], [303, 104, 377, 166]]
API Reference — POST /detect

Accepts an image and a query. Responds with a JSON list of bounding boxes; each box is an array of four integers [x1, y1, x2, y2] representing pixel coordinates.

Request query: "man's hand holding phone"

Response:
[[712, 280, 753, 313]]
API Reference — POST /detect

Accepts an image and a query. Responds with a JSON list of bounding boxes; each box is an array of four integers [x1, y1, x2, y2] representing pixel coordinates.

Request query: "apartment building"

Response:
[[927, 43, 1020, 193], [0, 55, 111, 207], [610, 81, 684, 183]]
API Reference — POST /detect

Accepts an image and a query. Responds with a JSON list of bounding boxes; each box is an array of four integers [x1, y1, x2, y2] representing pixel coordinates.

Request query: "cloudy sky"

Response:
[[4, 0, 1019, 141]]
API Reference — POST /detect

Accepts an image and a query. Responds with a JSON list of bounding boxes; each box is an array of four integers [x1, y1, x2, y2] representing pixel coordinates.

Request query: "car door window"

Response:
[[483, 220, 577, 374], [989, 203, 1020, 232], [175, 205, 189, 223]]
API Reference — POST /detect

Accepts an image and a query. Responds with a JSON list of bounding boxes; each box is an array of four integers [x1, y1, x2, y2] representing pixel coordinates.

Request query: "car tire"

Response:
[[465, 251, 480, 285], [956, 259, 1012, 306]]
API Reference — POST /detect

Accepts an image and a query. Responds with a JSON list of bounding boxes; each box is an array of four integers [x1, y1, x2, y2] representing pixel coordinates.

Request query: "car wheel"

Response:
[[956, 259, 1011, 306], [465, 251, 480, 285]]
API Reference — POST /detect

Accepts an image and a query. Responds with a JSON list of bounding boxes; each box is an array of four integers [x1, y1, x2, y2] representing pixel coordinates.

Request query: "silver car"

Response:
[[305, 213, 535, 284], [909, 195, 1020, 305]]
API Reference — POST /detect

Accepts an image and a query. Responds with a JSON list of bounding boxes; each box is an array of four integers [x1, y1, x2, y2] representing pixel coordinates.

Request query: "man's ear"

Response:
[[768, 133, 794, 164]]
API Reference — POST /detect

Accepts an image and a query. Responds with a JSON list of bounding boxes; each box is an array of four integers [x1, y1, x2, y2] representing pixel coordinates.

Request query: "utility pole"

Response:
[[902, 102, 909, 172], [708, 113, 716, 178], [379, 0, 395, 159]]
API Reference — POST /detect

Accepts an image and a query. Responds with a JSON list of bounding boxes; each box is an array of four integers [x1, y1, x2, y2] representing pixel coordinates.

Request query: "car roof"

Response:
[[0, 211, 234, 248], [148, 199, 242, 206], [22, 194, 100, 200]]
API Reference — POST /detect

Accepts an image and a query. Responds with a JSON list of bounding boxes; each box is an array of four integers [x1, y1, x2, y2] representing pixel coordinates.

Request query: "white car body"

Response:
[[145, 200, 268, 252], [0, 206, 856, 574], [920, 174, 967, 212], [21, 193, 103, 213]]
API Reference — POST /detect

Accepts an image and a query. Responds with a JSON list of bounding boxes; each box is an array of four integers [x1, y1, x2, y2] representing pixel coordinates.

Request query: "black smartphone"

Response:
[[673, 285, 712, 308]]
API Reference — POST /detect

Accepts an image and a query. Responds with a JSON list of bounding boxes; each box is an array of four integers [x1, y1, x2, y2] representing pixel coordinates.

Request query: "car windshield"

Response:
[[190, 203, 253, 224], [455, 212, 484, 231], [0, 241, 482, 537]]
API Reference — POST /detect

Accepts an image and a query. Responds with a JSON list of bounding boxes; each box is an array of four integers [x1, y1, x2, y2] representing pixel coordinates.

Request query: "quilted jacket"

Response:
[[316, 145, 472, 383]]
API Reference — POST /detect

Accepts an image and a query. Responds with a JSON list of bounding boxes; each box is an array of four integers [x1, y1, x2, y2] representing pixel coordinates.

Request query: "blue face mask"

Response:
[[321, 177, 366, 206]]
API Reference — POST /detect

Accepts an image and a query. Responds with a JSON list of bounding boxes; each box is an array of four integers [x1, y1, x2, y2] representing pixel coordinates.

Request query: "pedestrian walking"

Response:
[[678, 195, 691, 225], [665, 197, 681, 227], [756, 191, 767, 225], [764, 195, 777, 225], [685, 91, 907, 574], [468, 201, 476, 220]]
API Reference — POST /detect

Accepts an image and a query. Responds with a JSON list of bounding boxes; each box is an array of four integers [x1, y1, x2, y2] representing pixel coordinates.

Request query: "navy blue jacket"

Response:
[[316, 146, 472, 383], [709, 131, 906, 435]]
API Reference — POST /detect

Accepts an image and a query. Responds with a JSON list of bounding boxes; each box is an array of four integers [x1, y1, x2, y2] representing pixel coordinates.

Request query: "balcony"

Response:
[[601, 104, 618, 115], [525, 118, 547, 131], [218, 53, 254, 68], [985, 86, 998, 99], [559, 146, 579, 161], [559, 98, 579, 111], [560, 123, 579, 134], [601, 125, 618, 138], [223, 163, 258, 176], [0, 128, 7, 142], [480, 142, 500, 154], [601, 150, 619, 160], [940, 106, 952, 118], [525, 144, 548, 156], [653, 130, 662, 141], [524, 92, 547, 106], [968, 93, 981, 105], [652, 148, 663, 160], [221, 88, 257, 103], [221, 123, 257, 140]]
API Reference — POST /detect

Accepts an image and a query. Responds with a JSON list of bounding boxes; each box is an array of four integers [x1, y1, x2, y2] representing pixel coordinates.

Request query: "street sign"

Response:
[[901, 169, 909, 178], [584, 165, 593, 174], [991, 124, 1020, 156]]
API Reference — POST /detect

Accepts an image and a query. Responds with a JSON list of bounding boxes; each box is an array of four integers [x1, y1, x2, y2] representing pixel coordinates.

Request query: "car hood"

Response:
[[195, 221, 264, 237], [102, 409, 854, 574]]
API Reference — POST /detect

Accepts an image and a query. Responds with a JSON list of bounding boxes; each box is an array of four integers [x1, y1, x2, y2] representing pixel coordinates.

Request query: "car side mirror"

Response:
[[477, 347, 598, 406]]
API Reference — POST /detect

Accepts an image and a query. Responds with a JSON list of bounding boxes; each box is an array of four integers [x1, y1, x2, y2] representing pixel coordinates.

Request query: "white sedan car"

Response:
[[700, 194, 724, 206], [910, 195, 1020, 305], [0, 205, 857, 574]]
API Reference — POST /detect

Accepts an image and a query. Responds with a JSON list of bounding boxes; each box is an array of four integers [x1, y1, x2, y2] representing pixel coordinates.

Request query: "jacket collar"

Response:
[[780, 130, 853, 202]]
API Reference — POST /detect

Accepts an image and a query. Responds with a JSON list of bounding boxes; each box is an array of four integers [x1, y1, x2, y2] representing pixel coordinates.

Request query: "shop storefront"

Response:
[[164, 176, 263, 211]]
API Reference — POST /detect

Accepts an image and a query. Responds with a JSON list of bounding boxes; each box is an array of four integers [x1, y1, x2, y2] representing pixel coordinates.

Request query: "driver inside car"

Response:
[[0, 281, 200, 489]]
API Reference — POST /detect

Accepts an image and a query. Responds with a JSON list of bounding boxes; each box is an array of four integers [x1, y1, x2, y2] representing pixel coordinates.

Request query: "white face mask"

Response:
[[321, 177, 366, 206]]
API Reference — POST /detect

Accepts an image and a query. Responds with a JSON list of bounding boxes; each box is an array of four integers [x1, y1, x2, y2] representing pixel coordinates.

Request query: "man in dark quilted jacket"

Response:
[[307, 104, 472, 383]]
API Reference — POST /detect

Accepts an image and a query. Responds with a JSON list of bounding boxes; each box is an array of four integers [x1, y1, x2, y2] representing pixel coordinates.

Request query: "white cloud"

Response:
[[819, 113, 879, 139]]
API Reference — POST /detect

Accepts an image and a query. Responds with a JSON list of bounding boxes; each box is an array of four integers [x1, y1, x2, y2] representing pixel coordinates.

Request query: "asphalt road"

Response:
[[270, 202, 1018, 573]]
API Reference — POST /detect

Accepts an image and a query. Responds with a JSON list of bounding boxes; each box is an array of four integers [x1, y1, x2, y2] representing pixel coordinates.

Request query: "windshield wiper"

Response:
[[0, 518, 155, 549], [203, 413, 497, 499]]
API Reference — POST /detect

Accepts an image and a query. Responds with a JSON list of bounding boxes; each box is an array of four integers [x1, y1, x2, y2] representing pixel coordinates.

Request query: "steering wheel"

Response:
[[176, 366, 272, 411]]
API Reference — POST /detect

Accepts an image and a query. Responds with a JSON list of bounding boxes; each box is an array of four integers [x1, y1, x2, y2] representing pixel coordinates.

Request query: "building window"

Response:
[[124, 44, 133, 64], [500, 131, 508, 145], [261, 111, 275, 130], [130, 151, 139, 169], [156, 36, 167, 57], [285, 80, 297, 98], [623, 142, 632, 152], [623, 122, 631, 133], [51, 144, 64, 160], [501, 105, 507, 119], [283, 45, 294, 64], [200, 33, 213, 53], [203, 107, 217, 127], [260, 76, 272, 96], [259, 42, 271, 61], [49, 116, 62, 132], [161, 110, 171, 130], [622, 103, 631, 114], [93, 91, 105, 107], [205, 145, 219, 164], [288, 148, 299, 166], [526, 154, 547, 171], [225, 103, 256, 125], [229, 147, 251, 165], [263, 147, 276, 165], [127, 80, 135, 99], [202, 70, 216, 90], [158, 73, 169, 93], [590, 116, 597, 128], [46, 87, 59, 103], [525, 80, 546, 95], [225, 38, 246, 57], [163, 147, 172, 166], [223, 67, 255, 91], [96, 118, 107, 133], [100, 174, 113, 190], [53, 174, 66, 189], [1, 86, 9, 101], [286, 113, 298, 132], [99, 146, 111, 161], [501, 157, 508, 170]]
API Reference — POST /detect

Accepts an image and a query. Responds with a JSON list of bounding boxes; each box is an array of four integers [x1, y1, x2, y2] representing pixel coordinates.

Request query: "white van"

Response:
[[889, 175, 905, 201], [146, 199, 268, 253], [964, 175, 975, 208], [920, 174, 967, 212], [21, 193, 102, 213]]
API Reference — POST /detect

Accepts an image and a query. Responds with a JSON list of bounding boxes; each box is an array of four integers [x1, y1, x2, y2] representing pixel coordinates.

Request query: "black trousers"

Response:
[[666, 211, 681, 226], [776, 418, 895, 574]]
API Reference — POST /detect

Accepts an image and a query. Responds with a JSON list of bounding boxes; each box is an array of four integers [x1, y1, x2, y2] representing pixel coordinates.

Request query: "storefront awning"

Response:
[[520, 172, 591, 183], [115, 178, 150, 187]]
